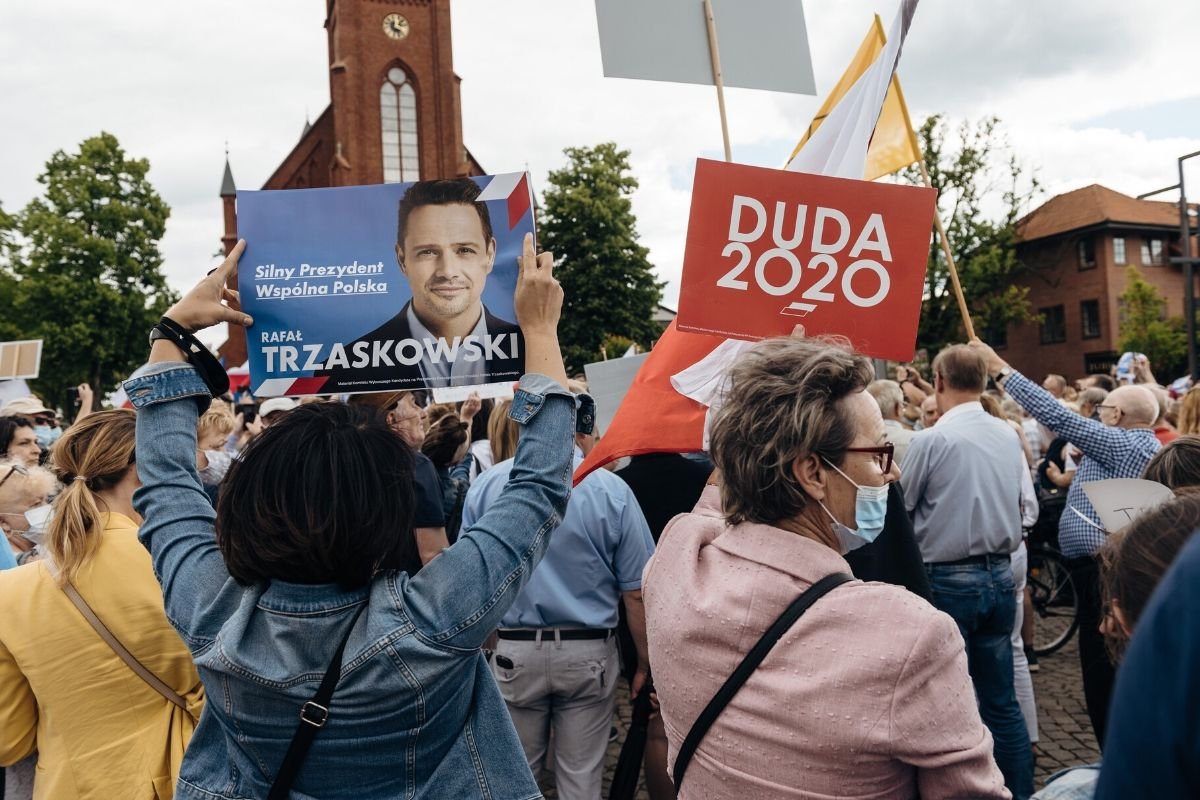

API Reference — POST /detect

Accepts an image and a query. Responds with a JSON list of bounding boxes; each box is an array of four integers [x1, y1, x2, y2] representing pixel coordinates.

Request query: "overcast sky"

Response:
[[2, 0, 1199, 332]]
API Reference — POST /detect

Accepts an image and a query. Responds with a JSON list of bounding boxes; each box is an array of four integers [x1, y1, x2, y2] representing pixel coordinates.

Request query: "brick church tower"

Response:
[[219, 0, 484, 368]]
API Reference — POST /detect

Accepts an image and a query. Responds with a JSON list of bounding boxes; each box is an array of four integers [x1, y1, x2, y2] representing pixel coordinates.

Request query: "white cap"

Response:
[[259, 397, 298, 417]]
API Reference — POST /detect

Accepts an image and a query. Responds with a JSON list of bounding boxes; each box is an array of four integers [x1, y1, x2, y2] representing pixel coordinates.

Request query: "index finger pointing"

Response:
[[214, 240, 246, 284]]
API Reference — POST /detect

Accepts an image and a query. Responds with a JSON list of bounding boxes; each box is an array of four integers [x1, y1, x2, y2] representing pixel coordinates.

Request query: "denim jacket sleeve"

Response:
[[124, 362, 241, 652], [401, 374, 577, 651]]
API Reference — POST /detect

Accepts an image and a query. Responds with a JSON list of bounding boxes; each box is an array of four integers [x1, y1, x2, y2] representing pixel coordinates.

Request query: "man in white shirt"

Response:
[[868, 380, 915, 465]]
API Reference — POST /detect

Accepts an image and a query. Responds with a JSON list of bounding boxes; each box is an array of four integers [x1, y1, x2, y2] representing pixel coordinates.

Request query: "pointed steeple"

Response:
[[301, 115, 312, 141], [220, 156, 237, 198]]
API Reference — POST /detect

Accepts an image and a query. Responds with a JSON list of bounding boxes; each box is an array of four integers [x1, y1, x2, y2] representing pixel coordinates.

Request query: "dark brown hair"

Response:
[[1098, 494, 1200, 661], [1142, 435, 1200, 490], [421, 415, 469, 470], [396, 178, 493, 250], [216, 402, 419, 588]]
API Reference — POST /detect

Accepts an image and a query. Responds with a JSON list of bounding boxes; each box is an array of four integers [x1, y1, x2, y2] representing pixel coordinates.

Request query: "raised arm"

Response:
[[127, 242, 255, 648], [403, 233, 576, 650], [969, 339, 1134, 469]]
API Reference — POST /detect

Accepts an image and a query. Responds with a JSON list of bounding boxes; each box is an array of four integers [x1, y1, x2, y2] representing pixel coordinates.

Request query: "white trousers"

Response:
[[1010, 541, 1039, 743], [491, 634, 619, 800]]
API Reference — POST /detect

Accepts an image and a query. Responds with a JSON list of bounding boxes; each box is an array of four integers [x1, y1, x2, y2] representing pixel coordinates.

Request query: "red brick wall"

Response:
[[1003, 227, 1191, 382]]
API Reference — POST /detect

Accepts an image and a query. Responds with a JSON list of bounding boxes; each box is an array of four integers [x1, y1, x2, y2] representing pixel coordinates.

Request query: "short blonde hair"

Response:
[[198, 403, 236, 441], [710, 337, 873, 526]]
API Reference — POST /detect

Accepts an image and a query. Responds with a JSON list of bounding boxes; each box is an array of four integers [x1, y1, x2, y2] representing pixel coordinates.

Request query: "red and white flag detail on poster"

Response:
[[575, 0, 922, 484]]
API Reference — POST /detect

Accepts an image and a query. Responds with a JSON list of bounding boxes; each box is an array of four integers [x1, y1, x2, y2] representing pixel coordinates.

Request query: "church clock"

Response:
[[382, 13, 410, 40]]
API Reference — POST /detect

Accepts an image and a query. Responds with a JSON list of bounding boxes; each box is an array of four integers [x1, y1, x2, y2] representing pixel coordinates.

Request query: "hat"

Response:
[[259, 397, 299, 417], [0, 397, 54, 417]]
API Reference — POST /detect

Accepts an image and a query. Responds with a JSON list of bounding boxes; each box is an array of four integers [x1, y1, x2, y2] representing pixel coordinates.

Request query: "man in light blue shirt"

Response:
[[901, 345, 1032, 800], [463, 419, 654, 799]]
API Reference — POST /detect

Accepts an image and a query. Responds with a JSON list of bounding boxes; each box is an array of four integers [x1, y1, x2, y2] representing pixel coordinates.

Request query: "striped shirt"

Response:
[[1003, 371, 1160, 558]]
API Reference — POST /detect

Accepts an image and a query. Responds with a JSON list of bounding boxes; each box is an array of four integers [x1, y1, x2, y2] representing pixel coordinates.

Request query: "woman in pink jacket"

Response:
[[644, 336, 1009, 799]]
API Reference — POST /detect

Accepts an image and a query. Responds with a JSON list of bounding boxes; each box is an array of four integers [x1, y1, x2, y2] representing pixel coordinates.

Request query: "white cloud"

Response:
[[0, 0, 1195, 317]]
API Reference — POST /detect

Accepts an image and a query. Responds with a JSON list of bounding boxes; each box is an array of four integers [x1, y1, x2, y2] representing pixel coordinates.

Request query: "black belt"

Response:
[[928, 553, 1011, 568], [497, 628, 614, 641]]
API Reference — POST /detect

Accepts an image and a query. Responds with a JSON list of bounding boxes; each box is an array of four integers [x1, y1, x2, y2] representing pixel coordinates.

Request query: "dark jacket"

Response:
[[319, 301, 523, 393]]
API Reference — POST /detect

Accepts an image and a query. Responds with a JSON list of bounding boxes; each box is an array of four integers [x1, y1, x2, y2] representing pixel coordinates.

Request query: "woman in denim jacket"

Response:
[[124, 236, 578, 799]]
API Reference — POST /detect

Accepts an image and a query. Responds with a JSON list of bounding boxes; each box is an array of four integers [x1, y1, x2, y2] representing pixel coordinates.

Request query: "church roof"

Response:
[[220, 157, 237, 197], [1016, 184, 1180, 243]]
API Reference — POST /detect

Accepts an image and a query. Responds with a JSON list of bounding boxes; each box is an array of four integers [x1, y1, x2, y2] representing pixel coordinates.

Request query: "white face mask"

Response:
[[22, 505, 53, 545]]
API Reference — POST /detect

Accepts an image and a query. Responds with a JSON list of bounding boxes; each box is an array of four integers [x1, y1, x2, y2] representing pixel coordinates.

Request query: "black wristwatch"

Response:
[[149, 317, 230, 397], [993, 366, 1013, 384]]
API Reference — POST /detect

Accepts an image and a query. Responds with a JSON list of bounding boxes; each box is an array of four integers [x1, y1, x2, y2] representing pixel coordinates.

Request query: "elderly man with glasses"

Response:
[[967, 339, 1160, 752]]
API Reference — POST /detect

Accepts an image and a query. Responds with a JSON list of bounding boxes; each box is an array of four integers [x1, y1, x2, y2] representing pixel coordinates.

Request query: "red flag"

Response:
[[574, 320, 723, 483]]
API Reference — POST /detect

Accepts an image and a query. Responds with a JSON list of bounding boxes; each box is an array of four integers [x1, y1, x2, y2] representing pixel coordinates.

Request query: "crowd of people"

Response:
[[2, 230, 1200, 800]]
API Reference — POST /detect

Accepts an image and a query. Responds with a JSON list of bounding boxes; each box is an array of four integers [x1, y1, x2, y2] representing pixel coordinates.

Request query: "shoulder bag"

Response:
[[63, 582, 189, 711], [672, 572, 854, 796], [267, 602, 367, 800]]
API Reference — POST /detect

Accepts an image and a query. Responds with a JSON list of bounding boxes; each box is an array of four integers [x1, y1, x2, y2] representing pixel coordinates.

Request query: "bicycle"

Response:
[[1026, 544, 1080, 656]]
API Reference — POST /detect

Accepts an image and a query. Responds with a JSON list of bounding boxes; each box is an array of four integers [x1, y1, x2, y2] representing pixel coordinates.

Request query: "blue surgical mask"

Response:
[[33, 425, 60, 449], [817, 458, 889, 553]]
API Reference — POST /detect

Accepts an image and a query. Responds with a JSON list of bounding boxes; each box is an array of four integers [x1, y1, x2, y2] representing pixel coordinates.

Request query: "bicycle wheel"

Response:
[[1027, 547, 1079, 656]]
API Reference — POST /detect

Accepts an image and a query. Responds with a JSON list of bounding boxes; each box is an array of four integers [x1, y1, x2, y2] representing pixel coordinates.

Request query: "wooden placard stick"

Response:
[[702, 0, 732, 162], [917, 159, 976, 339]]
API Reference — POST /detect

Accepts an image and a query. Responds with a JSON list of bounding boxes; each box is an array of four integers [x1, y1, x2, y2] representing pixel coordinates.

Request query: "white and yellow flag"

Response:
[[786, 10, 922, 181]]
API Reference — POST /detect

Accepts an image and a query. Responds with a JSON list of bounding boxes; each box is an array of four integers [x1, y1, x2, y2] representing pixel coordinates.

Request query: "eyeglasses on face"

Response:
[[843, 442, 895, 474], [0, 464, 30, 490]]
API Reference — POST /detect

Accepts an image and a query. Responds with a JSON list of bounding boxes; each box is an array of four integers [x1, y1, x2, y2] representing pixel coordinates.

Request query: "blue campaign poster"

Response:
[[236, 173, 534, 396]]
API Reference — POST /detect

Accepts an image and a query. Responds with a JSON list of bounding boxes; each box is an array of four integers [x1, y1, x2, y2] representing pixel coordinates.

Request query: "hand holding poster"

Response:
[[237, 174, 534, 396], [676, 159, 936, 361]]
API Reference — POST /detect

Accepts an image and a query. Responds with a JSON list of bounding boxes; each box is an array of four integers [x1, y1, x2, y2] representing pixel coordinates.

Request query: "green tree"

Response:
[[902, 115, 1041, 354], [5, 133, 176, 401], [537, 143, 664, 372], [1117, 266, 1188, 379]]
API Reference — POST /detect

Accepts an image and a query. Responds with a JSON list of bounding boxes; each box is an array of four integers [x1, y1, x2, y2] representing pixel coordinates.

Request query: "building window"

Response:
[[1140, 237, 1165, 265], [1081, 299, 1101, 339], [1077, 237, 1096, 270], [1039, 304, 1067, 344], [984, 321, 1008, 350], [380, 67, 419, 183], [1113, 236, 1126, 265]]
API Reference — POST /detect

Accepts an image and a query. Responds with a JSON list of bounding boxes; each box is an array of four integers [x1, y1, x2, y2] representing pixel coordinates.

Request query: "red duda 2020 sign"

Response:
[[677, 159, 937, 361]]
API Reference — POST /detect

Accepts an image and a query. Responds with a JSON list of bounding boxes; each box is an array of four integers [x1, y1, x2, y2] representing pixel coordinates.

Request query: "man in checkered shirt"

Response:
[[969, 340, 1160, 749]]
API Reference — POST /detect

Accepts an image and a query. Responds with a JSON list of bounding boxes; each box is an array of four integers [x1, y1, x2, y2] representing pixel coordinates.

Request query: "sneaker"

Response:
[[609, 725, 619, 742], [1025, 646, 1040, 673]]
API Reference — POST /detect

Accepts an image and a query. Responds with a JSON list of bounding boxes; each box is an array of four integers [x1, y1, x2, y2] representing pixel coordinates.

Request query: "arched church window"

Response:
[[380, 67, 419, 182]]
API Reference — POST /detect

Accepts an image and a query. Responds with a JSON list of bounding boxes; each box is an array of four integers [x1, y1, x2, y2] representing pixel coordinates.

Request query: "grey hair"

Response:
[[868, 380, 904, 418], [710, 336, 874, 526]]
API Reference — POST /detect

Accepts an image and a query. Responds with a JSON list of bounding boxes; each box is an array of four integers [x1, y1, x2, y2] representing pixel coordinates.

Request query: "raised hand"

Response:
[[164, 240, 254, 333]]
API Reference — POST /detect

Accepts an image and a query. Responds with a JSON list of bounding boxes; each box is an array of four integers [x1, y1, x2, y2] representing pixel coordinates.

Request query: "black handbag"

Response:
[[672, 572, 853, 795], [267, 603, 367, 800]]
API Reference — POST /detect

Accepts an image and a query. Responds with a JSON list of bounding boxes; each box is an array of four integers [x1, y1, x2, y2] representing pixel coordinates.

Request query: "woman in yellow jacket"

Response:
[[0, 409, 203, 800]]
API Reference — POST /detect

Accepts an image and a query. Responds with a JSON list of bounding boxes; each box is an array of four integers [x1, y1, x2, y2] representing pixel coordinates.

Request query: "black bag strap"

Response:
[[672, 572, 854, 795], [268, 603, 367, 800]]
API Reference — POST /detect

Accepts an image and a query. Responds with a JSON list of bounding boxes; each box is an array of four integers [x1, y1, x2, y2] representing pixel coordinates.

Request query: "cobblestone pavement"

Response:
[[1031, 636, 1102, 786], [542, 636, 1101, 797]]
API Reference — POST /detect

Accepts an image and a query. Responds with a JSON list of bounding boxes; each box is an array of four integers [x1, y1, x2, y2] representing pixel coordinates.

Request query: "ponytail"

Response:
[[45, 479, 105, 586], [45, 409, 137, 587]]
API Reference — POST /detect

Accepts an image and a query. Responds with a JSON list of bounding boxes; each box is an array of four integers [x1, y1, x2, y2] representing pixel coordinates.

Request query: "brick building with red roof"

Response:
[[995, 184, 1197, 381]]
